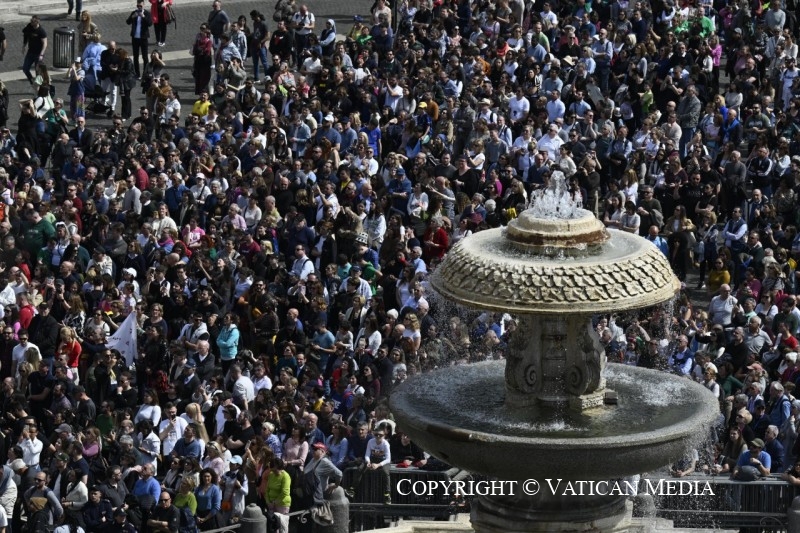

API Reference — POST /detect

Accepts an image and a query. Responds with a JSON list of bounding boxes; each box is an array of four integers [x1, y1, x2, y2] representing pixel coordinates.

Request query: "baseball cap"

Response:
[[229, 455, 243, 465]]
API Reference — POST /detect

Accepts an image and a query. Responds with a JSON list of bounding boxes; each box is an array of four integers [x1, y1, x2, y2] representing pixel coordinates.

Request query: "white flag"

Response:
[[106, 312, 139, 366]]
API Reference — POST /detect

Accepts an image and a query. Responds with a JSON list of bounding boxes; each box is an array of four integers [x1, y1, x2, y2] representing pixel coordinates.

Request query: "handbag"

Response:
[[164, 4, 177, 27]]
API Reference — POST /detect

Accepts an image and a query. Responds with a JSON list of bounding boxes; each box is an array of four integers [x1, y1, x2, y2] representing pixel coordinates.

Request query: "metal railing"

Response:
[[199, 525, 241, 533], [644, 473, 799, 531]]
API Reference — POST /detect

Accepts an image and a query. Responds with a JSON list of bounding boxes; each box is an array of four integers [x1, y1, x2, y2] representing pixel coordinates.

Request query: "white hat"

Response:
[[324, 114, 335, 123], [124, 268, 137, 277]]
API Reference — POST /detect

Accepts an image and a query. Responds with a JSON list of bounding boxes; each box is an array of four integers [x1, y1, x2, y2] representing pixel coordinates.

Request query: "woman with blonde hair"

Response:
[[188, 421, 209, 451], [79, 427, 102, 460], [202, 441, 227, 478], [466, 139, 486, 171], [77, 11, 99, 51], [23, 347, 42, 381], [174, 477, 198, 517], [181, 402, 206, 428], [16, 361, 32, 391], [58, 326, 82, 382]]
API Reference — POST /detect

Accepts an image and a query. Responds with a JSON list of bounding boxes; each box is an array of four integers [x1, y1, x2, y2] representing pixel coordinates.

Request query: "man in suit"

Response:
[[68, 117, 93, 153], [176, 359, 201, 410], [126, 0, 152, 78]]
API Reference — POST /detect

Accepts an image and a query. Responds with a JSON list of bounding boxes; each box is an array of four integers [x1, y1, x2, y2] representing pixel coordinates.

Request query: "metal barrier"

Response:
[[200, 525, 241, 533], [644, 474, 799, 531], [343, 468, 462, 530]]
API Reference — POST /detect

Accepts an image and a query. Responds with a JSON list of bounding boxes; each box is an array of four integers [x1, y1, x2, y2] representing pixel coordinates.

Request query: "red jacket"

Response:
[[19, 303, 35, 330], [149, 0, 173, 24]]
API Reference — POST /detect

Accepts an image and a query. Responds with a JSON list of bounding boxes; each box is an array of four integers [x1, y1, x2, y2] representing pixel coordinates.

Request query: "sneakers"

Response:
[[157, 42, 166, 47], [384, 492, 391, 505]]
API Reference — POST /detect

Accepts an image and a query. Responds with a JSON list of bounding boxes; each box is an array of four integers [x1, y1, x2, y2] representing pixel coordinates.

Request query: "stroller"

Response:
[[82, 71, 110, 116]]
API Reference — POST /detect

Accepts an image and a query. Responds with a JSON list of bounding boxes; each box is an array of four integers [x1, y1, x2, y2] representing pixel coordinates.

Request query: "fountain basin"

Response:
[[390, 362, 719, 481]]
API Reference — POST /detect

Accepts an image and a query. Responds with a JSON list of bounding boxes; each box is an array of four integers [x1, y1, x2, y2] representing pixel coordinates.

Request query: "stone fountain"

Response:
[[390, 180, 720, 532]]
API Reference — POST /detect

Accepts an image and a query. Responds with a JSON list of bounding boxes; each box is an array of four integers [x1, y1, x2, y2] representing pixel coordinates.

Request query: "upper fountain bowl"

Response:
[[432, 209, 680, 315]]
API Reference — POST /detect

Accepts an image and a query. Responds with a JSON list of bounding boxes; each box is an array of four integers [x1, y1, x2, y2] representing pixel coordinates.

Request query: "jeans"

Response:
[[66, 0, 82, 15], [679, 126, 695, 158], [252, 46, 269, 80], [22, 51, 40, 83], [131, 37, 149, 77]]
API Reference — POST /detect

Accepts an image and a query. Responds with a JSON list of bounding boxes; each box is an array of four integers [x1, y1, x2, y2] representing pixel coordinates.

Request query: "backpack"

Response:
[[273, 0, 292, 22], [178, 505, 198, 533]]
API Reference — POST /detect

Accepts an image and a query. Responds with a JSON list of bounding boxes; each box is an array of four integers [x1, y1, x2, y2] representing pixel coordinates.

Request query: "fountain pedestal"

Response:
[[505, 315, 608, 411], [471, 490, 631, 533]]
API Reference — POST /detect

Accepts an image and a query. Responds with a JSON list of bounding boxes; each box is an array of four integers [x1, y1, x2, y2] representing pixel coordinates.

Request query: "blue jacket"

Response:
[[216, 325, 239, 361]]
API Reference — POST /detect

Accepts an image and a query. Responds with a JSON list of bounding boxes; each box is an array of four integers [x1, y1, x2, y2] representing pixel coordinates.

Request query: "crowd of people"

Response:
[[2, 0, 800, 529]]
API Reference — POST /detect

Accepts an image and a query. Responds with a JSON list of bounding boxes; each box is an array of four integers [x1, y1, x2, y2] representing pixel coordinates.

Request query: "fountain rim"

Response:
[[390, 363, 719, 450], [430, 227, 682, 315]]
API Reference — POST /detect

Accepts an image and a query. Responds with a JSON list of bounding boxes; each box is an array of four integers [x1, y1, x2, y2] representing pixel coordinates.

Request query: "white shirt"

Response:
[[253, 375, 272, 393], [13, 342, 40, 378], [20, 437, 43, 466], [508, 96, 530, 122], [158, 416, 188, 456], [291, 255, 315, 280], [233, 375, 256, 403], [537, 132, 564, 160], [316, 192, 340, 222]]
